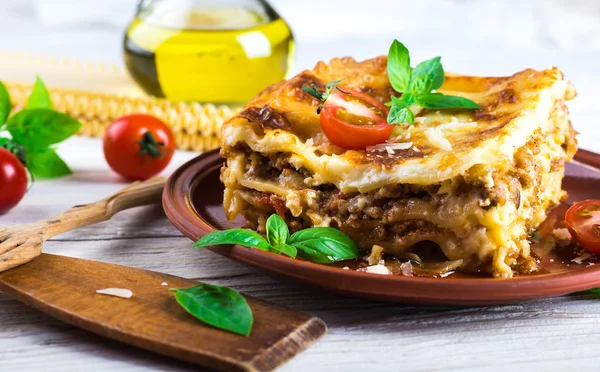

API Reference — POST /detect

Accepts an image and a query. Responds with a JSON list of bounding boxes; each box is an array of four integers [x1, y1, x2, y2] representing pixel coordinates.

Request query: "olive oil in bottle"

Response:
[[123, 0, 294, 104]]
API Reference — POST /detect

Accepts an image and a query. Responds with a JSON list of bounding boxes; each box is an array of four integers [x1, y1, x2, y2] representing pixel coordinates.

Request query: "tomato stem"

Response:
[[0, 140, 34, 191], [0, 139, 27, 166], [138, 131, 166, 158]]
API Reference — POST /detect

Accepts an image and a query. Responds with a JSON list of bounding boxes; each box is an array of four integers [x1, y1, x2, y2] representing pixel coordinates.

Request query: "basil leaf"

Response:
[[265, 214, 289, 246], [272, 243, 297, 258], [589, 288, 600, 294], [7, 109, 82, 148], [26, 77, 52, 109], [409, 56, 444, 94], [289, 227, 359, 264], [417, 93, 480, 109], [0, 81, 11, 126], [387, 39, 411, 92], [193, 229, 271, 251], [387, 97, 414, 125], [402, 92, 416, 106], [170, 284, 253, 336], [26, 147, 71, 178]]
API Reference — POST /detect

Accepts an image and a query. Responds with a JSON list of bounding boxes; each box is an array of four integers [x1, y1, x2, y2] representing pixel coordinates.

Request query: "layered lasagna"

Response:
[[220, 56, 577, 278]]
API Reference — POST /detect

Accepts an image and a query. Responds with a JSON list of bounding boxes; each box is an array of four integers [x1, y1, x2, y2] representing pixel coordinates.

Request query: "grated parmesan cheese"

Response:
[[367, 142, 412, 152], [424, 127, 452, 151], [96, 288, 133, 299]]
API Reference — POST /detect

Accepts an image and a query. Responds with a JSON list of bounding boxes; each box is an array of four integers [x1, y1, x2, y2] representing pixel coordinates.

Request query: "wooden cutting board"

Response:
[[0, 253, 327, 371]]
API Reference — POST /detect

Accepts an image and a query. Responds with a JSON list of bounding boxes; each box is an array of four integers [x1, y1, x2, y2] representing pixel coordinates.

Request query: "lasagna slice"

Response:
[[219, 56, 577, 278]]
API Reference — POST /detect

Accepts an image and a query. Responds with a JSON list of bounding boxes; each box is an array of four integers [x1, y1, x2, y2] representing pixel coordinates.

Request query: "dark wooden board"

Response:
[[0, 253, 327, 371]]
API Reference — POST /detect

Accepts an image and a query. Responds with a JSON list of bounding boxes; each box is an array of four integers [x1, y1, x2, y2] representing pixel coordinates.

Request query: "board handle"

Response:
[[0, 177, 166, 272]]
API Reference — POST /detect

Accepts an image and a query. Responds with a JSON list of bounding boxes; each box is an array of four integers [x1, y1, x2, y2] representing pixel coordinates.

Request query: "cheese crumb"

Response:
[[366, 245, 385, 265], [161, 282, 168, 286], [364, 264, 392, 275], [552, 228, 572, 241], [572, 253, 592, 265], [400, 262, 413, 276], [96, 288, 133, 299]]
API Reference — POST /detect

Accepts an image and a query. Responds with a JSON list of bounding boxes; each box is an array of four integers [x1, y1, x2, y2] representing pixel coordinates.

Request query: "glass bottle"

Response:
[[123, 0, 295, 104]]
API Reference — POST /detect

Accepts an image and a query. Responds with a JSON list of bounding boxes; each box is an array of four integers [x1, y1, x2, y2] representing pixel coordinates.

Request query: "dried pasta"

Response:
[[5, 81, 239, 152]]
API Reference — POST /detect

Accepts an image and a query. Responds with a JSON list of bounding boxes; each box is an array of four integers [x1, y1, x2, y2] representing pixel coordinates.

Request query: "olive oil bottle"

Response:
[[123, 0, 294, 104]]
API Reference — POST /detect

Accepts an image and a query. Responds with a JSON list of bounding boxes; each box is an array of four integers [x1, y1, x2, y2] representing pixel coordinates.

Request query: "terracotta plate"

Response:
[[163, 149, 600, 305]]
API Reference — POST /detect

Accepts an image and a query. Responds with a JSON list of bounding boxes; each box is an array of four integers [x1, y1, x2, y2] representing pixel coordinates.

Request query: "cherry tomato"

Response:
[[0, 147, 28, 214], [319, 90, 392, 150], [103, 114, 175, 181], [565, 200, 600, 253]]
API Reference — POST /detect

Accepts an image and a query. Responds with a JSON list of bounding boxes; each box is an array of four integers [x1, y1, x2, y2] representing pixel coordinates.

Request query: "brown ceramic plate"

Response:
[[163, 149, 600, 305]]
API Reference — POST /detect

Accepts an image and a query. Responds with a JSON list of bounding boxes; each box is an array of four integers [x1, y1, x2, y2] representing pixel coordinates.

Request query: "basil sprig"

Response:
[[0, 81, 11, 126], [0, 76, 81, 178], [194, 214, 359, 263], [170, 284, 253, 336], [386, 39, 480, 125], [301, 78, 347, 114]]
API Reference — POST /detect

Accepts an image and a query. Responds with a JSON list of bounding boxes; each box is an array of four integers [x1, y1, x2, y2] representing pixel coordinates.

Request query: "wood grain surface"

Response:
[[3, 186, 600, 372], [0, 254, 326, 371], [0, 177, 166, 271]]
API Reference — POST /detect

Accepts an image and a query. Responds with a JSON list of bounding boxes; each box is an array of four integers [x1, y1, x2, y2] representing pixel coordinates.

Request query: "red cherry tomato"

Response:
[[103, 114, 175, 181], [0, 147, 28, 214], [565, 200, 600, 253], [319, 90, 392, 150]]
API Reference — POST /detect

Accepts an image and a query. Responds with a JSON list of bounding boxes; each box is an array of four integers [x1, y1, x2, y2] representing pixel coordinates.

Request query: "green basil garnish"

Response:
[[289, 227, 360, 264], [170, 284, 253, 337], [7, 109, 81, 148], [193, 214, 359, 263], [0, 77, 81, 178], [26, 147, 71, 178], [0, 81, 11, 126], [386, 39, 480, 125], [265, 214, 289, 246], [194, 228, 271, 251], [26, 76, 52, 109]]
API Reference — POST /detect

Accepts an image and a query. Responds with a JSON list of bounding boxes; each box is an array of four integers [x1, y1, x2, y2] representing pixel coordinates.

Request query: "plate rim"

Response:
[[163, 148, 600, 305]]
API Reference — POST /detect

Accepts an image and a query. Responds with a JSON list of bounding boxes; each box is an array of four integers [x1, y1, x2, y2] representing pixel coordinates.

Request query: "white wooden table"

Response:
[[2, 1, 600, 371]]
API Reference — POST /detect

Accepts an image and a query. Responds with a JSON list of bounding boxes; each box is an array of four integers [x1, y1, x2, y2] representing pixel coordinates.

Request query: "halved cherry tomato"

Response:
[[0, 147, 28, 214], [103, 114, 175, 181], [565, 200, 600, 253], [319, 90, 391, 150]]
